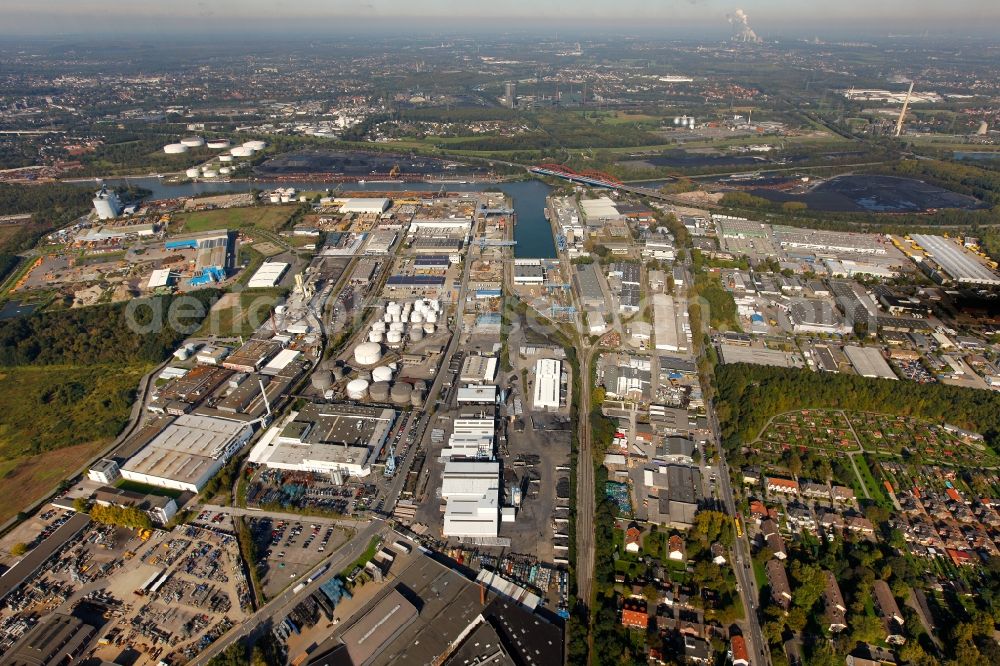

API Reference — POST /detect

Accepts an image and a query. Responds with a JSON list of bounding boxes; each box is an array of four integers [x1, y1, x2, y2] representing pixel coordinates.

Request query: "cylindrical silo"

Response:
[[410, 327, 424, 342], [346, 379, 369, 400], [372, 366, 393, 383], [311, 370, 333, 391], [369, 381, 390, 402], [163, 143, 188, 154], [353, 341, 382, 365], [423, 323, 435, 335], [185, 168, 201, 178], [180, 136, 205, 148], [368, 330, 384, 344], [386, 330, 403, 346], [390, 382, 412, 405]]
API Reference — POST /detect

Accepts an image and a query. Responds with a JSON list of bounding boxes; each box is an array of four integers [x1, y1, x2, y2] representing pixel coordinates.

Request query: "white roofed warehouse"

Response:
[[120, 414, 254, 492], [247, 261, 289, 289], [336, 197, 391, 214], [441, 460, 502, 538], [532, 358, 561, 411]]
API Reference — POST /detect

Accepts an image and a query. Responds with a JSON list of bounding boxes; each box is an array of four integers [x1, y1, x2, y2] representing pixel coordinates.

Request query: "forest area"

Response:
[[714, 363, 1000, 451]]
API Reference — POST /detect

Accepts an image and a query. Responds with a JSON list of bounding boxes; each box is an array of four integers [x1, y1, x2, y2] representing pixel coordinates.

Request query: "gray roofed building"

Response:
[[766, 559, 792, 610], [575, 264, 607, 309]]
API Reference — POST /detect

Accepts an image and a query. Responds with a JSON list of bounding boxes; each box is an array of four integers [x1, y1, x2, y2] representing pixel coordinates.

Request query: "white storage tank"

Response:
[[425, 311, 438, 323], [202, 170, 218, 178], [353, 341, 382, 365], [185, 168, 201, 178], [180, 136, 205, 148], [368, 330, 384, 344], [346, 379, 369, 400], [383, 313, 393, 323], [386, 330, 403, 345], [371, 321, 386, 333], [243, 140, 267, 151], [372, 366, 393, 383], [389, 322, 406, 333], [219, 167, 232, 175], [163, 143, 188, 154], [207, 139, 231, 149], [410, 311, 424, 324], [219, 154, 235, 162], [423, 323, 435, 334], [410, 327, 424, 342], [230, 146, 254, 157]]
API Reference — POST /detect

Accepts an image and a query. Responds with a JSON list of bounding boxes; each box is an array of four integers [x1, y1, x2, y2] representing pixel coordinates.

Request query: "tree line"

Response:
[[0, 290, 218, 366], [714, 363, 1000, 451]]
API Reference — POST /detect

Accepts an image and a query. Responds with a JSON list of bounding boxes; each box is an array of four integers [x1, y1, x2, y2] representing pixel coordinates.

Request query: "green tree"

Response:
[[9, 542, 28, 556]]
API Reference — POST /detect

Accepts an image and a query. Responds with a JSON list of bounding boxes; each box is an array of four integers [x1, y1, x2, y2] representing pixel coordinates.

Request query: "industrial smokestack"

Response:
[[727, 8, 762, 43]]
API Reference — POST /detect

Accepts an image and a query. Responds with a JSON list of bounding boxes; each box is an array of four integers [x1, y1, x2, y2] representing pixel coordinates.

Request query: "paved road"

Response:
[[191, 519, 388, 666], [198, 504, 366, 530], [707, 403, 772, 666]]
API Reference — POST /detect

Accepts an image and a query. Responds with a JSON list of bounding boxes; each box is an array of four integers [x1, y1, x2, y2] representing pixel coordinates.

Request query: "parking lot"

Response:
[[248, 517, 353, 598]]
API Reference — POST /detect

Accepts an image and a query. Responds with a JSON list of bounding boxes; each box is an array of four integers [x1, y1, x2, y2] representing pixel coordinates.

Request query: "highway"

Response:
[[191, 519, 387, 666]]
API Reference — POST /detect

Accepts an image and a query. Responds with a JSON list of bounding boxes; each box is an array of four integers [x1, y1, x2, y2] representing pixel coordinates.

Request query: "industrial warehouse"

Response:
[[119, 414, 255, 492], [248, 403, 398, 478]]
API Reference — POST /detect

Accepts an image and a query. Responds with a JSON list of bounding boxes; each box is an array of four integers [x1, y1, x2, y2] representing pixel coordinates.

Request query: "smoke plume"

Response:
[[726, 8, 761, 43]]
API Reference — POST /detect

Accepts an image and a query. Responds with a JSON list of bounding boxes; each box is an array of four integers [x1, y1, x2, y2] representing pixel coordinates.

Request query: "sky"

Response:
[[2, 0, 999, 37]]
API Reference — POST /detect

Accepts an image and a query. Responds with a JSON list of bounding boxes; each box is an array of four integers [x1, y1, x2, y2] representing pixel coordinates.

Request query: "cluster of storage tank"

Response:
[[339, 363, 425, 406], [269, 187, 300, 204], [368, 299, 439, 348], [165, 137, 263, 155]]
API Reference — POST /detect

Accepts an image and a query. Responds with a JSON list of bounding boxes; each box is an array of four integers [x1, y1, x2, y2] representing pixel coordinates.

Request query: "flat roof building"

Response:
[[457, 385, 498, 405], [248, 403, 397, 478], [844, 345, 897, 380], [247, 261, 289, 289], [441, 460, 502, 538], [532, 359, 561, 411], [911, 234, 1000, 286], [1, 613, 96, 666], [336, 197, 391, 214], [120, 414, 254, 492], [460, 355, 498, 384]]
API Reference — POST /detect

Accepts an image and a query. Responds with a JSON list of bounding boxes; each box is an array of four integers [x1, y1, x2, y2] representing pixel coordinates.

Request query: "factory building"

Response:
[[911, 234, 1000, 286], [247, 261, 289, 289], [120, 414, 254, 492], [456, 385, 499, 404], [440, 418, 495, 461], [248, 403, 397, 479], [336, 198, 391, 214], [441, 461, 503, 538], [579, 197, 622, 227], [652, 293, 689, 352], [844, 345, 898, 380], [92, 187, 122, 220], [532, 358, 561, 411], [459, 355, 498, 384], [575, 263, 606, 309]]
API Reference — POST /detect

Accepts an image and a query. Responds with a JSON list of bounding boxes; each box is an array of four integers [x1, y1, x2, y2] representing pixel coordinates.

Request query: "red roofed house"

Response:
[[621, 597, 648, 630], [750, 500, 768, 521], [766, 476, 799, 495], [731, 635, 750, 666], [947, 548, 975, 567], [624, 524, 642, 553], [668, 535, 685, 561], [946, 487, 963, 503]]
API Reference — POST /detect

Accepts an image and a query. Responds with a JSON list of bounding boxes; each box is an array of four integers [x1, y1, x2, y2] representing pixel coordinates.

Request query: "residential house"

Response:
[[621, 598, 648, 630], [766, 559, 792, 610], [822, 570, 848, 633], [766, 476, 800, 495], [625, 524, 642, 553], [873, 580, 905, 645], [668, 535, 685, 561], [731, 635, 750, 666]]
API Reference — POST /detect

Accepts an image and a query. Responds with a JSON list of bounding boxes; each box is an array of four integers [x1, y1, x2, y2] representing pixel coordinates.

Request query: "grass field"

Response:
[[0, 364, 148, 524], [197, 289, 284, 338], [174, 206, 296, 233]]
